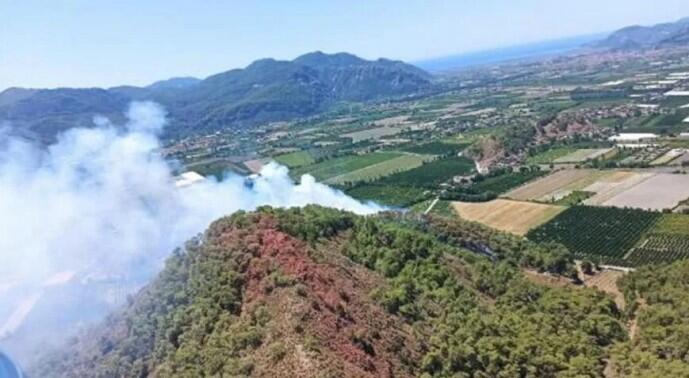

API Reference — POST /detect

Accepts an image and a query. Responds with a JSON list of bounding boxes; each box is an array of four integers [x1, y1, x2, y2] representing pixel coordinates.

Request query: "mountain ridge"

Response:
[[0, 52, 431, 143], [596, 17, 689, 50]]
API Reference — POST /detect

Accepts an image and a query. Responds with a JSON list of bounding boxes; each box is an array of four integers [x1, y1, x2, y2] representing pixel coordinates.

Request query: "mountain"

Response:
[[163, 52, 432, 136], [0, 52, 431, 143], [147, 77, 201, 91], [31, 206, 632, 377], [596, 17, 689, 50], [0, 88, 129, 143]]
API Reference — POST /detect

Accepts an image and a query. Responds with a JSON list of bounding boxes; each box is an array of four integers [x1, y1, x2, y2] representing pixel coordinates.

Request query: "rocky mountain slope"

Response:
[[0, 52, 431, 143], [31, 206, 630, 377]]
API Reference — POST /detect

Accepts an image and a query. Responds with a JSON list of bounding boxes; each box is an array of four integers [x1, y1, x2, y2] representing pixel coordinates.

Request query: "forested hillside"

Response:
[[610, 261, 689, 377], [0, 52, 431, 143], [33, 206, 630, 377]]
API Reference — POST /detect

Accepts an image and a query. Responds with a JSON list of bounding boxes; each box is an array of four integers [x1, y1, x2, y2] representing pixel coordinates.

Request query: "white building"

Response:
[[608, 133, 659, 143]]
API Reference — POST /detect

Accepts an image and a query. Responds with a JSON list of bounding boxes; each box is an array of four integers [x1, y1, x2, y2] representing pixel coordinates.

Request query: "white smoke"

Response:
[[0, 102, 382, 362]]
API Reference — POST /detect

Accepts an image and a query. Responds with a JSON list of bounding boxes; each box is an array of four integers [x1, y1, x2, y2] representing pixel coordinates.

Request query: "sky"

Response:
[[2, 0, 689, 90]]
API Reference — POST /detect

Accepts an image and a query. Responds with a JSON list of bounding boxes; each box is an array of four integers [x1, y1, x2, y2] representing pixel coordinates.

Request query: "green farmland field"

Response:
[[273, 151, 315, 168], [526, 148, 577, 164], [325, 154, 433, 184], [291, 152, 402, 181], [526, 206, 660, 266], [376, 156, 475, 188]]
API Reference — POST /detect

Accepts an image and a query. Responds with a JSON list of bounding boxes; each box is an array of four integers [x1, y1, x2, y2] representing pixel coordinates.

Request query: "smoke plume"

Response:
[[0, 102, 382, 364]]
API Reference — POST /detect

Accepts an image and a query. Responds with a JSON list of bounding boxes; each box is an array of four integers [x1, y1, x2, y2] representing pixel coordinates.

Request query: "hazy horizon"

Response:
[[3, 0, 689, 90]]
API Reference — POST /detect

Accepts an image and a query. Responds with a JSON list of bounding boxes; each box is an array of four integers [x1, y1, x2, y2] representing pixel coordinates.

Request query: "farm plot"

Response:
[[453, 199, 565, 236], [273, 150, 315, 168], [653, 214, 689, 234], [373, 156, 475, 188], [621, 212, 689, 265], [525, 147, 576, 165], [471, 170, 547, 195], [650, 149, 686, 166], [601, 173, 689, 211], [625, 234, 689, 266], [342, 126, 403, 142], [398, 141, 467, 156], [582, 171, 654, 205], [526, 206, 661, 266], [553, 148, 615, 164], [291, 152, 402, 181], [504, 169, 606, 201], [324, 154, 433, 185]]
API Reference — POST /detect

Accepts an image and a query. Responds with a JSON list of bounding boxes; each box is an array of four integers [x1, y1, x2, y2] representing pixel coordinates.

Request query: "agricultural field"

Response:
[[650, 148, 685, 166], [505, 169, 606, 202], [552, 148, 616, 164], [625, 234, 689, 266], [582, 171, 654, 205], [376, 156, 475, 188], [599, 173, 689, 211], [397, 141, 467, 156], [452, 199, 565, 236], [472, 170, 547, 195], [324, 153, 432, 185], [526, 206, 660, 266], [345, 155, 475, 206], [525, 147, 577, 164], [184, 159, 250, 180], [654, 214, 689, 234], [273, 150, 315, 168], [291, 152, 402, 181], [553, 190, 595, 206], [506, 168, 689, 211], [342, 126, 402, 142], [624, 213, 689, 265]]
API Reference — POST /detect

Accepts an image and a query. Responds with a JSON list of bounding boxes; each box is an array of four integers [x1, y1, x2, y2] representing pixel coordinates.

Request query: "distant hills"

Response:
[[0, 52, 431, 143], [596, 17, 689, 50]]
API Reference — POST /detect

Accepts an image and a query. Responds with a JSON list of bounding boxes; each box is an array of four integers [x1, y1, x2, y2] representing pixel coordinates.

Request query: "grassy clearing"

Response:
[[273, 151, 314, 168], [291, 152, 402, 181]]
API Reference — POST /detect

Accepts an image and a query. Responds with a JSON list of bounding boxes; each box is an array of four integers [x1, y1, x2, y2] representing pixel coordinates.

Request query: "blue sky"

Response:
[[2, 0, 689, 89]]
